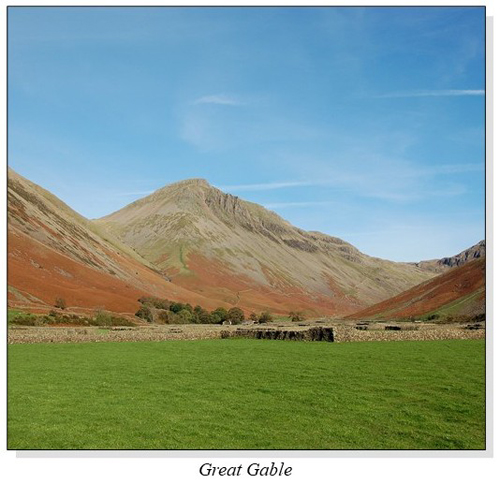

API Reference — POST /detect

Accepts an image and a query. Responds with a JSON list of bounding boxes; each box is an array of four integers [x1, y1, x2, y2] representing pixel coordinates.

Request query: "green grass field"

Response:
[[8, 339, 485, 450]]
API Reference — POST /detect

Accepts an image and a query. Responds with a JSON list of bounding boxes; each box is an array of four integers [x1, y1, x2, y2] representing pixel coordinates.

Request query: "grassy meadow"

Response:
[[8, 339, 485, 450]]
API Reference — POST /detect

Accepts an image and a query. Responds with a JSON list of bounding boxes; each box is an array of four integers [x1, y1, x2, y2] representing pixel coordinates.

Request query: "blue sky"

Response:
[[8, 6, 485, 262]]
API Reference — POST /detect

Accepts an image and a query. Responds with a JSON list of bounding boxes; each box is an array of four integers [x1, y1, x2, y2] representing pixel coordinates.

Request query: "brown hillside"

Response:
[[348, 257, 486, 320], [7, 169, 227, 314]]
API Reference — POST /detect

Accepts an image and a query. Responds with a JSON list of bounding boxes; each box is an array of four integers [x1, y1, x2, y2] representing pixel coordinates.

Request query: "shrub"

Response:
[[249, 312, 258, 322], [135, 305, 154, 323], [10, 314, 41, 326], [289, 311, 305, 322], [54, 297, 67, 310], [227, 307, 245, 324], [169, 312, 191, 325], [93, 310, 135, 327], [11, 310, 134, 327], [258, 311, 273, 324], [138, 296, 170, 310], [156, 310, 172, 324], [94, 310, 114, 326]]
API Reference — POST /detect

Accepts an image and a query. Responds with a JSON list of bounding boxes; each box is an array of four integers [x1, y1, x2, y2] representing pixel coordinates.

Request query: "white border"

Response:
[[1, 2, 496, 483]]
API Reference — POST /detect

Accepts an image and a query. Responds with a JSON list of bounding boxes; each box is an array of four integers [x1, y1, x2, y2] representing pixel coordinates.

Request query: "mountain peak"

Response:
[[179, 178, 210, 186], [150, 178, 213, 199], [165, 178, 211, 190]]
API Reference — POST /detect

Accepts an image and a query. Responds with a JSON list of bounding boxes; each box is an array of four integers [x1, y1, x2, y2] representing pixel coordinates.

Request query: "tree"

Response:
[[208, 312, 223, 324], [258, 311, 273, 324], [169, 302, 185, 313], [250, 312, 258, 322], [227, 307, 245, 324], [210, 307, 228, 324], [197, 309, 211, 324], [177, 309, 194, 323], [137, 296, 170, 310]]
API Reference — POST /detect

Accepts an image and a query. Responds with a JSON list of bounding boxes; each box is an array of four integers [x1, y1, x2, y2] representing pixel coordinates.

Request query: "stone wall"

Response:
[[221, 326, 335, 342]]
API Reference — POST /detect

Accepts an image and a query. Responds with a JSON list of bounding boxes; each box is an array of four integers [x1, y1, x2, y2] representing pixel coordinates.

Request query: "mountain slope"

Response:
[[347, 256, 486, 320], [7, 169, 222, 313], [415, 240, 485, 273], [95, 179, 439, 316]]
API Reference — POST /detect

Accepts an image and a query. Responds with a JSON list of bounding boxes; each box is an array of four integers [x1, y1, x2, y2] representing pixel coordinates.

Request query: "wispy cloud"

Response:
[[193, 94, 244, 106], [219, 161, 481, 200], [375, 89, 485, 99], [325, 161, 481, 202]]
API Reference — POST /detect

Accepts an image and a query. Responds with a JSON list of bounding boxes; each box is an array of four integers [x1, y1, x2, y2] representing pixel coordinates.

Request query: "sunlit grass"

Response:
[[8, 339, 485, 450]]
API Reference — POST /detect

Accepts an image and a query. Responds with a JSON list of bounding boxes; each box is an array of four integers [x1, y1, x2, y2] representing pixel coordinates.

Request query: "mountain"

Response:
[[415, 240, 485, 272], [347, 256, 486, 320], [7, 169, 219, 314], [95, 178, 439, 316]]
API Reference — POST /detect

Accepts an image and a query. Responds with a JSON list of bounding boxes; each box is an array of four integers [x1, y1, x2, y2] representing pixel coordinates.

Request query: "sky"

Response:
[[8, 6, 485, 262]]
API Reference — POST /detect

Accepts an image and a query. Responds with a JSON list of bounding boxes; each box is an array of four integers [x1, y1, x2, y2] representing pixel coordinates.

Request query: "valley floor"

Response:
[[8, 339, 485, 450]]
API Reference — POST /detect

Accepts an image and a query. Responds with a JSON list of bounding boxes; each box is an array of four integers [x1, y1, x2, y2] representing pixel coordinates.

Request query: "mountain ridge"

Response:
[[415, 240, 485, 272], [9, 169, 482, 317], [95, 177, 440, 315]]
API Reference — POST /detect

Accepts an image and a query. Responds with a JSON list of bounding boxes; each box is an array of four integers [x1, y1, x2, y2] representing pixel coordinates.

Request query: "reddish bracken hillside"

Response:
[[7, 169, 225, 314], [8, 228, 224, 314], [348, 257, 485, 320]]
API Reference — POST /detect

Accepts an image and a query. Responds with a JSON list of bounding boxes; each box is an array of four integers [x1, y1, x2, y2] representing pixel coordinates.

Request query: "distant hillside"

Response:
[[95, 178, 438, 316], [348, 257, 485, 320], [416, 240, 485, 273]]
